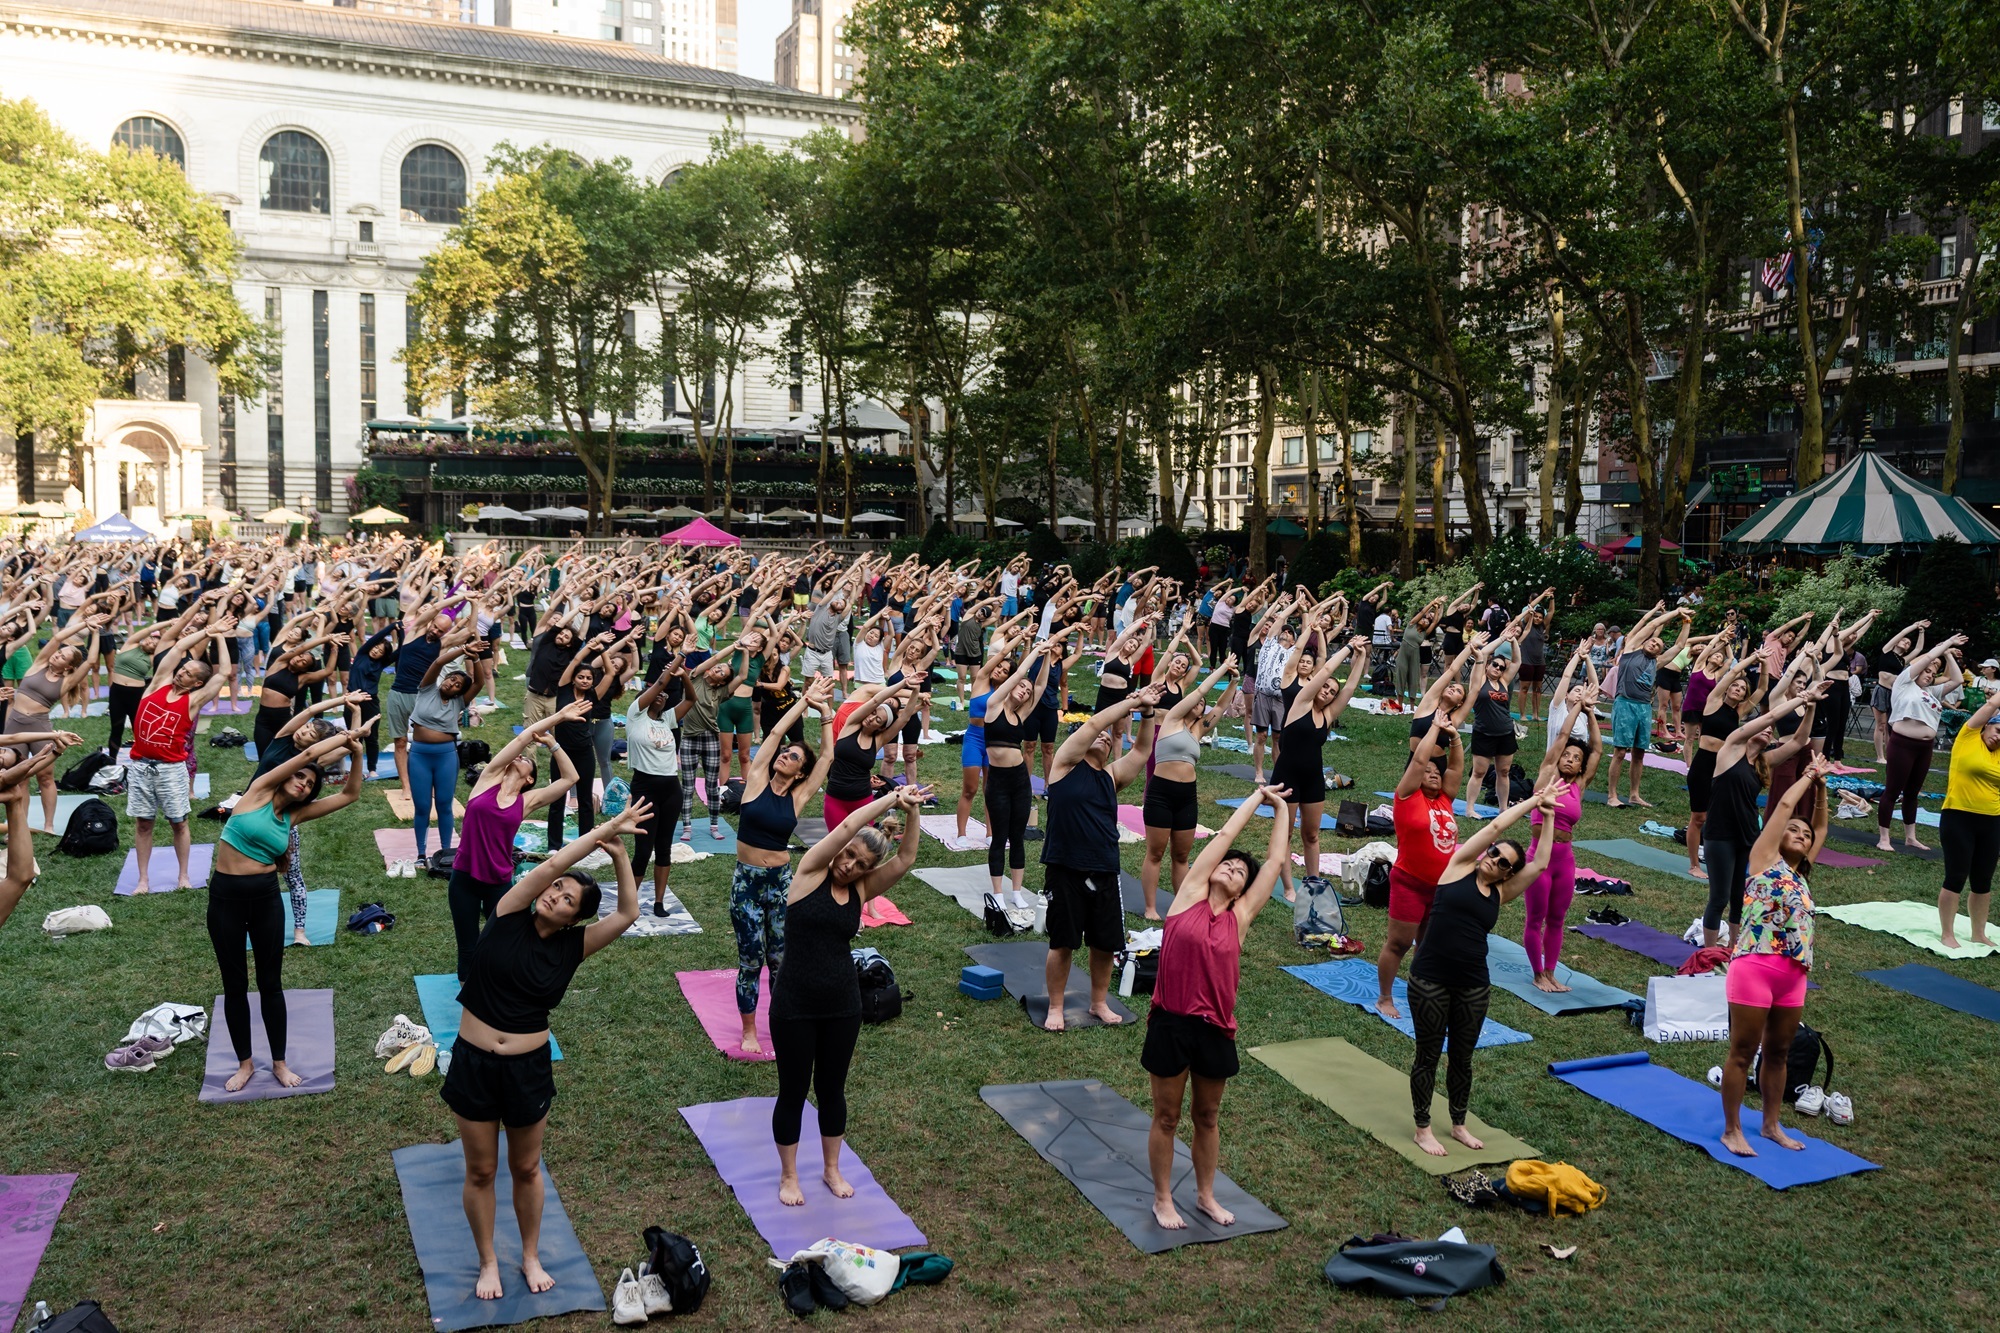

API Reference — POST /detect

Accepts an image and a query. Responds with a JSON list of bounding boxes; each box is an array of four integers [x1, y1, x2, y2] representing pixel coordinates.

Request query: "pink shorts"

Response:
[[822, 793, 870, 830], [1726, 952, 1809, 1008]]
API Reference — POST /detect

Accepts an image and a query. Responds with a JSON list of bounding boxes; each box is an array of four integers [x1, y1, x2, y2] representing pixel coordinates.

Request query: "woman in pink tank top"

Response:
[[1522, 686, 1602, 990], [1142, 783, 1290, 1233]]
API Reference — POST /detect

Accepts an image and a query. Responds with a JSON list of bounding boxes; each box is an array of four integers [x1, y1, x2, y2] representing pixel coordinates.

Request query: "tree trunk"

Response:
[[1157, 397, 1180, 528], [1111, 404, 1127, 537], [1944, 248, 1980, 494], [1778, 95, 1825, 486], [1249, 365, 1278, 579], [1625, 303, 1664, 604], [941, 400, 957, 529], [1430, 413, 1448, 565], [1564, 390, 1585, 535], [1047, 415, 1060, 535], [1304, 367, 1322, 539], [815, 360, 832, 539], [1540, 286, 1564, 538], [1397, 400, 1417, 579]]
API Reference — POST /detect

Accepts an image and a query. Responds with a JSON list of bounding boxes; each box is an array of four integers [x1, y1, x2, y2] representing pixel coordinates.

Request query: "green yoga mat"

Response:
[[1574, 838, 1704, 880], [1820, 901, 2000, 959], [1248, 1037, 1538, 1176]]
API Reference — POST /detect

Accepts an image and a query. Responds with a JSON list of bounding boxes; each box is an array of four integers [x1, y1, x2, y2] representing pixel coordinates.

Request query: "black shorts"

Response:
[[99, 633, 122, 658], [1517, 664, 1545, 683], [1470, 730, 1517, 760], [1030, 702, 1060, 744], [224, 638, 242, 665], [1687, 746, 1717, 814], [440, 1036, 556, 1128], [900, 711, 924, 746], [1095, 679, 1131, 712], [1043, 863, 1124, 952], [1141, 1005, 1239, 1081], [1656, 669, 1683, 693], [1271, 762, 1327, 807], [1142, 775, 1199, 831], [953, 653, 981, 667]]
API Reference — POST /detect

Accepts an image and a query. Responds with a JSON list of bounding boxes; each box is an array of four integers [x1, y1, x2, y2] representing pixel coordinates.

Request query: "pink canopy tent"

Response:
[[658, 516, 741, 547]]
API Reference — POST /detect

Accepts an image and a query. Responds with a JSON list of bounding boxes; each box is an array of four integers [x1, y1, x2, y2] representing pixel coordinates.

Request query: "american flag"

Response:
[[1762, 252, 1794, 292]]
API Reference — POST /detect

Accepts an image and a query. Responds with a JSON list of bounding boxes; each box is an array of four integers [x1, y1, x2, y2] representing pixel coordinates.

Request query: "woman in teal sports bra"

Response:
[[208, 728, 366, 1093]]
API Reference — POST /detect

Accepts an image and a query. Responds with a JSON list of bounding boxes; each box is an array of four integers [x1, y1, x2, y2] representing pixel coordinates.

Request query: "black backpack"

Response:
[[854, 951, 904, 1024], [1784, 1024, 1832, 1102], [58, 798, 120, 857], [426, 847, 456, 879], [57, 751, 113, 792], [1325, 1235, 1506, 1302], [718, 778, 745, 815], [1362, 859, 1392, 910], [456, 738, 492, 769], [642, 1226, 710, 1315], [209, 727, 248, 749], [26, 1301, 120, 1333]]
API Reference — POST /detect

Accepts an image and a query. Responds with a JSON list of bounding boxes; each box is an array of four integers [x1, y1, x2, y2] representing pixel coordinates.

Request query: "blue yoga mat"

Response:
[[1549, 1052, 1880, 1189], [1486, 935, 1638, 1015], [248, 889, 339, 948], [415, 974, 563, 1060], [683, 817, 739, 854], [1214, 797, 1339, 829], [1283, 959, 1531, 1048], [1373, 793, 1498, 819], [1860, 964, 2000, 1022]]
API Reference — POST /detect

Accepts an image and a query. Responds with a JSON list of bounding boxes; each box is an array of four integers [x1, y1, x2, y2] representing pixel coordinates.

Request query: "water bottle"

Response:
[[31, 1301, 50, 1329]]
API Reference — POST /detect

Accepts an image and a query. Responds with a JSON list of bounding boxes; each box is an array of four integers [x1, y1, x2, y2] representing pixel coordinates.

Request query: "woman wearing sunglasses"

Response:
[[1407, 779, 1568, 1158]]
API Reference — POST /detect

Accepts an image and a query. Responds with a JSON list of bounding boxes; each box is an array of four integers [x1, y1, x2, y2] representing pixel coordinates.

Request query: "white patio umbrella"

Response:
[[1054, 515, 1093, 529], [654, 505, 701, 519], [849, 511, 899, 524], [763, 507, 813, 522], [477, 505, 528, 522]]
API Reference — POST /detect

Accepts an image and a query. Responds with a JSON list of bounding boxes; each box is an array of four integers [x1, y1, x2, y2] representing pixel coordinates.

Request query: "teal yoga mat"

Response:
[[1485, 934, 1639, 1015], [1282, 958, 1532, 1048], [1574, 838, 1705, 880], [1820, 901, 1999, 959], [415, 974, 564, 1059], [248, 888, 339, 948]]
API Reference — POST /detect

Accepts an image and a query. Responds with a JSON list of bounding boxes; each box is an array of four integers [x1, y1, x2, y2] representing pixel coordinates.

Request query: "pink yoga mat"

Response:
[[375, 827, 418, 869], [677, 968, 774, 1062], [0, 1174, 74, 1333], [859, 896, 911, 928], [1643, 754, 1690, 775], [1816, 849, 1886, 869], [114, 843, 215, 895]]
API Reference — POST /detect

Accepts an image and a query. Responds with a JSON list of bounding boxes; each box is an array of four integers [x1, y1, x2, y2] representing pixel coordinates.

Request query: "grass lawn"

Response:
[[3, 666, 1994, 1331]]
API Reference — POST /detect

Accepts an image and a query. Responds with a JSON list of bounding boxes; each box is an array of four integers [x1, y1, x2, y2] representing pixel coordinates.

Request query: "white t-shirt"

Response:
[[999, 571, 1020, 600], [624, 705, 679, 777], [1890, 667, 1948, 730], [1547, 699, 1592, 745], [855, 639, 887, 684], [1373, 613, 1394, 646]]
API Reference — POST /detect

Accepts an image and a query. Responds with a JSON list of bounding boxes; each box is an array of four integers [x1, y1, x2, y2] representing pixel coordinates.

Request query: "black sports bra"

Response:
[[985, 707, 1025, 749]]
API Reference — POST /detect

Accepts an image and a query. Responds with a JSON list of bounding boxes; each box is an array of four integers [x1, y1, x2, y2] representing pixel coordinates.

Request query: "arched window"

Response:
[[400, 145, 466, 224], [259, 131, 330, 214], [112, 117, 185, 169]]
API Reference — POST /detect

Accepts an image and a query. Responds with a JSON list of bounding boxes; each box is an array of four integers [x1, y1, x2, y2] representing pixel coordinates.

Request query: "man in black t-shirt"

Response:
[[522, 624, 581, 728]]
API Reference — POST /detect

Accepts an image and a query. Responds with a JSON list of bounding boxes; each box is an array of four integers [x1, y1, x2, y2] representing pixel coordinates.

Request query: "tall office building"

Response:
[[497, 0, 731, 68], [774, 0, 859, 96]]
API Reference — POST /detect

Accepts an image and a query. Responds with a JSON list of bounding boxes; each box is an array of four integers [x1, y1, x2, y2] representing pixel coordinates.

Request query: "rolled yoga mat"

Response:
[[981, 1079, 1287, 1254], [962, 941, 1138, 1030], [392, 1136, 604, 1331], [113, 842, 216, 895], [680, 1097, 926, 1257], [1485, 934, 1639, 1015], [1548, 1052, 1880, 1189], [0, 1173, 75, 1333], [1248, 1037, 1538, 1175], [1860, 963, 2000, 1021], [1282, 959, 1532, 1048], [1819, 900, 1999, 959], [198, 988, 336, 1103], [416, 974, 564, 1060], [1574, 838, 1706, 880], [914, 864, 992, 919], [677, 968, 774, 1062]]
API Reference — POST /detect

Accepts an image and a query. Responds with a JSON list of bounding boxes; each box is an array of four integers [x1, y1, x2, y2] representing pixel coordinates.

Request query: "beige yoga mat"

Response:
[[1248, 1037, 1538, 1176], [384, 790, 466, 822]]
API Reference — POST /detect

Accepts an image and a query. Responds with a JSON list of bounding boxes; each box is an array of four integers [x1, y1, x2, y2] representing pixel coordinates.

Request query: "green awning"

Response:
[[1265, 517, 1307, 538]]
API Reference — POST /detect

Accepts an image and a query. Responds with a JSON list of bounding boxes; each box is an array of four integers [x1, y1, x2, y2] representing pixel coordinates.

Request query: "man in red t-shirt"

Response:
[[1376, 708, 1469, 1019], [128, 623, 232, 893]]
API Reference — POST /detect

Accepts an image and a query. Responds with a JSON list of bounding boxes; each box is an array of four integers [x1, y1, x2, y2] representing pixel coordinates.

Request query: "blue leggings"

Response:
[[409, 739, 459, 858]]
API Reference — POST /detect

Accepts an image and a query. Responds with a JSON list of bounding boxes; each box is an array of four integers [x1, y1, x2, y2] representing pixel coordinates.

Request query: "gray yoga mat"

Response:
[[915, 864, 990, 919], [198, 988, 336, 1103], [392, 1136, 604, 1331], [982, 1079, 1286, 1253], [1120, 871, 1173, 918], [963, 940, 1138, 1030]]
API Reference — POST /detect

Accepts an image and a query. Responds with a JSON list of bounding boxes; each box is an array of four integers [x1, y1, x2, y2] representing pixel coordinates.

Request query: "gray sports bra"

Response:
[[14, 667, 63, 711], [1154, 728, 1202, 765]]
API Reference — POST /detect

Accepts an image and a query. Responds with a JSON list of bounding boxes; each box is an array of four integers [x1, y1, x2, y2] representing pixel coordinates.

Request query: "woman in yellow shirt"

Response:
[[1939, 691, 2000, 950]]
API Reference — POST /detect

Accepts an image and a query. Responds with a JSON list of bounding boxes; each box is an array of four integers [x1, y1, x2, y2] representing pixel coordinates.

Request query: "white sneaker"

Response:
[[637, 1262, 673, 1316], [612, 1267, 648, 1325], [1793, 1084, 1826, 1116], [1825, 1090, 1854, 1125]]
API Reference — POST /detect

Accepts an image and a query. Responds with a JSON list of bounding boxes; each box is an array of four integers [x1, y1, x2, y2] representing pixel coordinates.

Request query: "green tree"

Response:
[[1901, 536, 2000, 656]]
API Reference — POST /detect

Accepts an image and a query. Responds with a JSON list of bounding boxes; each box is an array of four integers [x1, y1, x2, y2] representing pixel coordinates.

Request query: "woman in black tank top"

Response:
[[1687, 656, 1761, 877], [982, 635, 1067, 910]]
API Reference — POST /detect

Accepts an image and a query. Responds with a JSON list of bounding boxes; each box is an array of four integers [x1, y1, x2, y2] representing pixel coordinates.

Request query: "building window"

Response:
[[218, 395, 237, 512], [313, 290, 331, 507], [14, 432, 32, 503], [1282, 435, 1303, 466], [631, 0, 651, 15], [400, 145, 466, 225], [1985, 101, 2000, 131], [359, 293, 378, 423], [1278, 483, 1300, 507], [633, 26, 653, 42], [112, 116, 184, 168], [167, 346, 186, 402], [1939, 233, 1958, 278], [358, 220, 374, 243], [259, 131, 330, 214], [1318, 435, 1335, 462], [604, 0, 622, 17], [602, 25, 621, 39], [1512, 446, 1529, 488], [266, 287, 285, 505]]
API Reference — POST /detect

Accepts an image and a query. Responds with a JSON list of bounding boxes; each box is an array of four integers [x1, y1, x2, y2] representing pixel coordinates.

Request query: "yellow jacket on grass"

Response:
[[1506, 1159, 1606, 1216]]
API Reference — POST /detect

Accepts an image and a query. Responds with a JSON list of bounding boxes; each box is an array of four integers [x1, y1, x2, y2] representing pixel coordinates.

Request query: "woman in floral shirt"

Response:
[[1719, 754, 1832, 1158]]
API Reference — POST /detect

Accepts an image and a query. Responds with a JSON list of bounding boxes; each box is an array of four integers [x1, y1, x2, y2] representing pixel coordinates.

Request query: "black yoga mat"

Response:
[[963, 941, 1138, 1030], [982, 1079, 1286, 1253], [1828, 825, 1941, 861], [1120, 871, 1173, 918]]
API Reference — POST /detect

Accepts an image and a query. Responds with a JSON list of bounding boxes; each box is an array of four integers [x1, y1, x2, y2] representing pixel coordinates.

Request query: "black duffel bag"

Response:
[[29, 1301, 121, 1333], [1324, 1234, 1506, 1301]]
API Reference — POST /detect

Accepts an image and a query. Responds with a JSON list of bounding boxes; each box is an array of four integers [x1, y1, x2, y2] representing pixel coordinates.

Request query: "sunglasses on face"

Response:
[[1484, 849, 1520, 874]]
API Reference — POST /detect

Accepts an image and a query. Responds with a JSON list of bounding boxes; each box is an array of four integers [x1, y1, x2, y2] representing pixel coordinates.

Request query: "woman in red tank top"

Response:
[[1142, 783, 1290, 1233]]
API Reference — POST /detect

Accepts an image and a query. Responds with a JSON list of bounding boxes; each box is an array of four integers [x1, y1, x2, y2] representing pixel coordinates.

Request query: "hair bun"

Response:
[[874, 811, 906, 840]]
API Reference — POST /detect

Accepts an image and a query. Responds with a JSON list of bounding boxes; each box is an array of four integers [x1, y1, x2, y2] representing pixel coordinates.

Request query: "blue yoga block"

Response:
[[960, 964, 1005, 1000], [960, 979, 1005, 1000]]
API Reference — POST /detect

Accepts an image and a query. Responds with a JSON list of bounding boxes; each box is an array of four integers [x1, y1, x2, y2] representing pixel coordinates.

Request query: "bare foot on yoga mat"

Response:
[[475, 1260, 504, 1300], [1195, 1195, 1236, 1227], [1450, 1125, 1485, 1152], [1605, 797, 1623, 809], [1629, 795, 1654, 808], [1550, 977, 1572, 992], [224, 1061, 256, 1093], [132, 881, 151, 895], [1686, 867, 1707, 880], [1876, 835, 1894, 852], [1905, 836, 1930, 851], [1762, 1124, 1805, 1151], [1533, 974, 1561, 993], [1152, 1200, 1187, 1230], [293, 928, 310, 946], [1042, 1007, 1067, 1032], [740, 1022, 763, 1055], [522, 1257, 555, 1294], [1720, 1128, 1757, 1157], [1413, 1127, 1449, 1157], [1089, 1002, 1126, 1026], [1942, 930, 1962, 950], [271, 1061, 304, 1089], [778, 1174, 806, 1207], [1375, 997, 1402, 1021], [823, 1166, 855, 1199], [1974, 933, 1994, 947]]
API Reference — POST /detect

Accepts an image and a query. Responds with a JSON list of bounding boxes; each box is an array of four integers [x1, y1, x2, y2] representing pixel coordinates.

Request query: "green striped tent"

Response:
[[1722, 451, 2000, 553]]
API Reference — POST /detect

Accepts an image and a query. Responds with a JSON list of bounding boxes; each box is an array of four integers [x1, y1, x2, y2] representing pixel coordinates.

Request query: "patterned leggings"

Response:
[[679, 731, 723, 828], [284, 824, 307, 931], [1408, 977, 1490, 1129], [730, 859, 792, 1015]]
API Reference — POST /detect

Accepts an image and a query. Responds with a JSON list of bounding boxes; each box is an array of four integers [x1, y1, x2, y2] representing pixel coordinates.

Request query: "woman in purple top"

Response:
[[447, 699, 588, 979]]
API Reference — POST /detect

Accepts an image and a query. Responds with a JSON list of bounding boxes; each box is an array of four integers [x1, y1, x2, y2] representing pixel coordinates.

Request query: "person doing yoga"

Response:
[[1271, 623, 1370, 905], [1719, 758, 1830, 1157], [442, 801, 647, 1302], [0, 742, 58, 932], [1144, 782, 1290, 1230], [1139, 657, 1241, 922], [1685, 651, 1767, 878], [1878, 632, 1966, 853], [1376, 692, 1475, 1019], [1938, 687, 2000, 950], [210, 729, 366, 1091], [1521, 684, 1602, 991], [1700, 685, 1825, 949], [1408, 782, 1567, 1157], [126, 619, 236, 894], [983, 631, 1075, 911], [770, 785, 926, 1207]]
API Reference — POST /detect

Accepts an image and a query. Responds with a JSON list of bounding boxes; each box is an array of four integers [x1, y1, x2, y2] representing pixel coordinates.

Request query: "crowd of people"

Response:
[[0, 530, 1993, 1300]]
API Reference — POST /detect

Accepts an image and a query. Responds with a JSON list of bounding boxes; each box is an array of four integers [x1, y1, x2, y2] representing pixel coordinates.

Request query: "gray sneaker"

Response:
[[104, 1044, 158, 1073], [127, 1034, 176, 1062]]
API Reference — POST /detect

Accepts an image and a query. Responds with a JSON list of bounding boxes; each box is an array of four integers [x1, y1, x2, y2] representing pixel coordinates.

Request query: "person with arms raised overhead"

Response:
[[1938, 683, 2000, 950], [1604, 602, 1693, 808], [1376, 686, 1476, 1019]]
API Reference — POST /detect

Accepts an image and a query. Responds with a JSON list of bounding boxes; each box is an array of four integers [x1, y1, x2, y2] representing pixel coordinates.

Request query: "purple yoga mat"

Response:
[[1815, 849, 1886, 869], [1573, 920, 1819, 988], [677, 968, 773, 1062], [113, 843, 215, 895], [0, 1174, 74, 1333], [198, 988, 337, 1103], [199, 698, 253, 715], [680, 1097, 925, 1257]]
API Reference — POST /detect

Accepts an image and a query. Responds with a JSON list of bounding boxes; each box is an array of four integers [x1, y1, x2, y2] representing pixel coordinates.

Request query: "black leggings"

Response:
[[1821, 682, 1852, 760], [1880, 730, 1935, 829], [550, 734, 595, 850], [447, 866, 510, 981], [357, 694, 381, 771], [1702, 835, 1751, 932], [1408, 976, 1488, 1129], [205, 871, 288, 1063], [985, 762, 1032, 876], [770, 1012, 862, 1146], [515, 605, 536, 645], [629, 770, 685, 879], [1941, 808, 2000, 898], [253, 706, 290, 756], [107, 682, 144, 757]]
